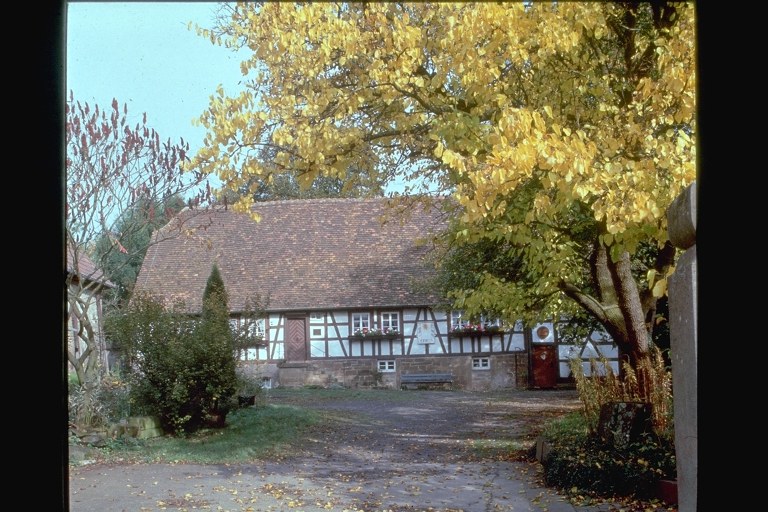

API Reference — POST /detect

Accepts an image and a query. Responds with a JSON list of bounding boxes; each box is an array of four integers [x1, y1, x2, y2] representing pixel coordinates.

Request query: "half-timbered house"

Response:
[[133, 197, 619, 390]]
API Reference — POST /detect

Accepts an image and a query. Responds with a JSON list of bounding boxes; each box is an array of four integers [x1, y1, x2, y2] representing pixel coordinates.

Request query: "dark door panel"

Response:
[[285, 317, 307, 361]]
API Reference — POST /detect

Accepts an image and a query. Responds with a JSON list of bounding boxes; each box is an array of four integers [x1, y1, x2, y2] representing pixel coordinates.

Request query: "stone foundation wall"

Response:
[[237, 361, 282, 388], [260, 353, 529, 391]]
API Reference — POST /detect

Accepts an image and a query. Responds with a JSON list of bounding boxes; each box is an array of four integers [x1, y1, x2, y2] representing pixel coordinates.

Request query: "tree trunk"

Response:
[[68, 287, 106, 427], [561, 239, 656, 401]]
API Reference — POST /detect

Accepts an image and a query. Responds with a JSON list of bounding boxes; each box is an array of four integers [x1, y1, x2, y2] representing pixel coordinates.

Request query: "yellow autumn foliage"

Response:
[[188, 2, 695, 334], [189, 2, 695, 241]]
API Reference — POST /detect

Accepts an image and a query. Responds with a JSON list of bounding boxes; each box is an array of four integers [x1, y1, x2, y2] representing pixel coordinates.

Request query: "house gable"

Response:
[[66, 244, 114, 289]]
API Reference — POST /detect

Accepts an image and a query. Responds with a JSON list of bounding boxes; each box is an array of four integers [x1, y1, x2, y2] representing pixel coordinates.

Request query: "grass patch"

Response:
[[468, 438, 530, 460], [78, 388, 409, 465], [91, 403, 320, 464], [541, 411, 589, 445]]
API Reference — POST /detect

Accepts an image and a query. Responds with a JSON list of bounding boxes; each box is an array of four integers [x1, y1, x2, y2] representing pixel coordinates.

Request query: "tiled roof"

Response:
[[134, 197, 448, 313], [66, 243, 114, 287]]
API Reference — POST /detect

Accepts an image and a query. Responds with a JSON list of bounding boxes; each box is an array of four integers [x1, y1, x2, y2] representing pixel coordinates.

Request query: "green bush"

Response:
[[542, 428, 676, 500], [105, 266, 238, 436], [541, 344, 676, 500], [542, 411, 589, 445], [234, 366, 266, 407]]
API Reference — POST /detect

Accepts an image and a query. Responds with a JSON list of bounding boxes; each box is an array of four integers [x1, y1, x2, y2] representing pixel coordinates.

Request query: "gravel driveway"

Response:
[[68, 389, 626, 512]]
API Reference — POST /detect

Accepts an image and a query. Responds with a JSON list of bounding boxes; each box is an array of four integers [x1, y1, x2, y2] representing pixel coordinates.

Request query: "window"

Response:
[[452, 311, 504, 330], [451, 310, 463, 329], [232, 317, 265, 362], [249, 318, 265, 337], [351, 312, 370, 333], [378, 360, 396, 372], [310, 312, 325, 322], [239, 348, 258, 361], [231, 316, 265, 337], [380, 312, 400, 333], [479, 315, 501, 327], [472, 357, 490, 370]]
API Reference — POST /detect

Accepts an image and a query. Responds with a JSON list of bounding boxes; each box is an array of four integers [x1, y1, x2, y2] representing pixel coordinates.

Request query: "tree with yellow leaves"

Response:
[[189, 2, 696, 397]]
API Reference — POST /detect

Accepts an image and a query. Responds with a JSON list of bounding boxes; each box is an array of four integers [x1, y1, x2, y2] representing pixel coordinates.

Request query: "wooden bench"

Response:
[[400, 373, 454, 389]]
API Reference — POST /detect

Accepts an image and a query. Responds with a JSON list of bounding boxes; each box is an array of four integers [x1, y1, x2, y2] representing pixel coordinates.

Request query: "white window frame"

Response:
[[239, 347, 259, 361], [250, 318, 266, 337], [377, 360, 396, 372], [380, 312, 400, 333], [231, 316, 265, 337], [351, 312, 371, 333], [451, 310, 464, 329], [472, 357, 490, 370], [479, 315, 502, 327], [232, 316, 266, 362]]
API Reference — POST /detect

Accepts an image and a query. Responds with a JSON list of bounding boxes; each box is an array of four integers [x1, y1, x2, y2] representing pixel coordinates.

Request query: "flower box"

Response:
[[349, 333, 401, 341], [350, 328, 400, 339], [449, 326, 506, 337]]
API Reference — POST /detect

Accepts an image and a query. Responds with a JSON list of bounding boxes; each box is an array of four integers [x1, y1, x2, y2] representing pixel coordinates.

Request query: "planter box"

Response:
[[110, 416, 163, 439], [657, 479, 678, 505], [349, 334, 401, 341], [449, 331, 506, 338], [596, 401, 652, 448], [238, 395, 256, 407], [128, 416, 163, 439]]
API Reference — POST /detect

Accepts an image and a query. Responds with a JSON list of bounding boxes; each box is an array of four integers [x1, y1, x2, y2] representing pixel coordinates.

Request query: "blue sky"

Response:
[[66, 2, 245, 159], [66, 1, 424, 195]]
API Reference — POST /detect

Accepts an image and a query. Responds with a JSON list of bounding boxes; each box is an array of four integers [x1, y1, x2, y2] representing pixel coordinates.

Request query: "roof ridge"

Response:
[[249, 197, 388, 208]]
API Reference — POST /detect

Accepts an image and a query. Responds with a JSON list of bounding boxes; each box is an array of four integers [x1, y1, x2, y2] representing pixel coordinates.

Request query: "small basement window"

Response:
[[472, 357, 490, 370], [378, 360, 396, 372]]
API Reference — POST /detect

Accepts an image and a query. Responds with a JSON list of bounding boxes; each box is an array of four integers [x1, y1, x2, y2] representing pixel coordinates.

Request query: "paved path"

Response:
[[68, 389, 627, 512]]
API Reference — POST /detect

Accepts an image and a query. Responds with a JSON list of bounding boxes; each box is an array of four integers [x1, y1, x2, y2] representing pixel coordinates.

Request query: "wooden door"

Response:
[[285, 317, 308, 362], [532, 345, 557, 389]]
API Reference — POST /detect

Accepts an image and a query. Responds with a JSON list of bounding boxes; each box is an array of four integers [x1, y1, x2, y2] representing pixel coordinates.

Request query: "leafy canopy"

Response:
[[189, 2, 696, 326], [191, 2, 694, 231], [92, 195, 186, 303]]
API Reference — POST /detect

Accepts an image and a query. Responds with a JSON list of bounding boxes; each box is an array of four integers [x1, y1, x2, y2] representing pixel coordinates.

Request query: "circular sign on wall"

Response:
[[533, 323, 554, 343]]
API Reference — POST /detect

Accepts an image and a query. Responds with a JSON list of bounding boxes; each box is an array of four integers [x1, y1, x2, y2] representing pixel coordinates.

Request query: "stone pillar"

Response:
[[666, 182, 697, 512]]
